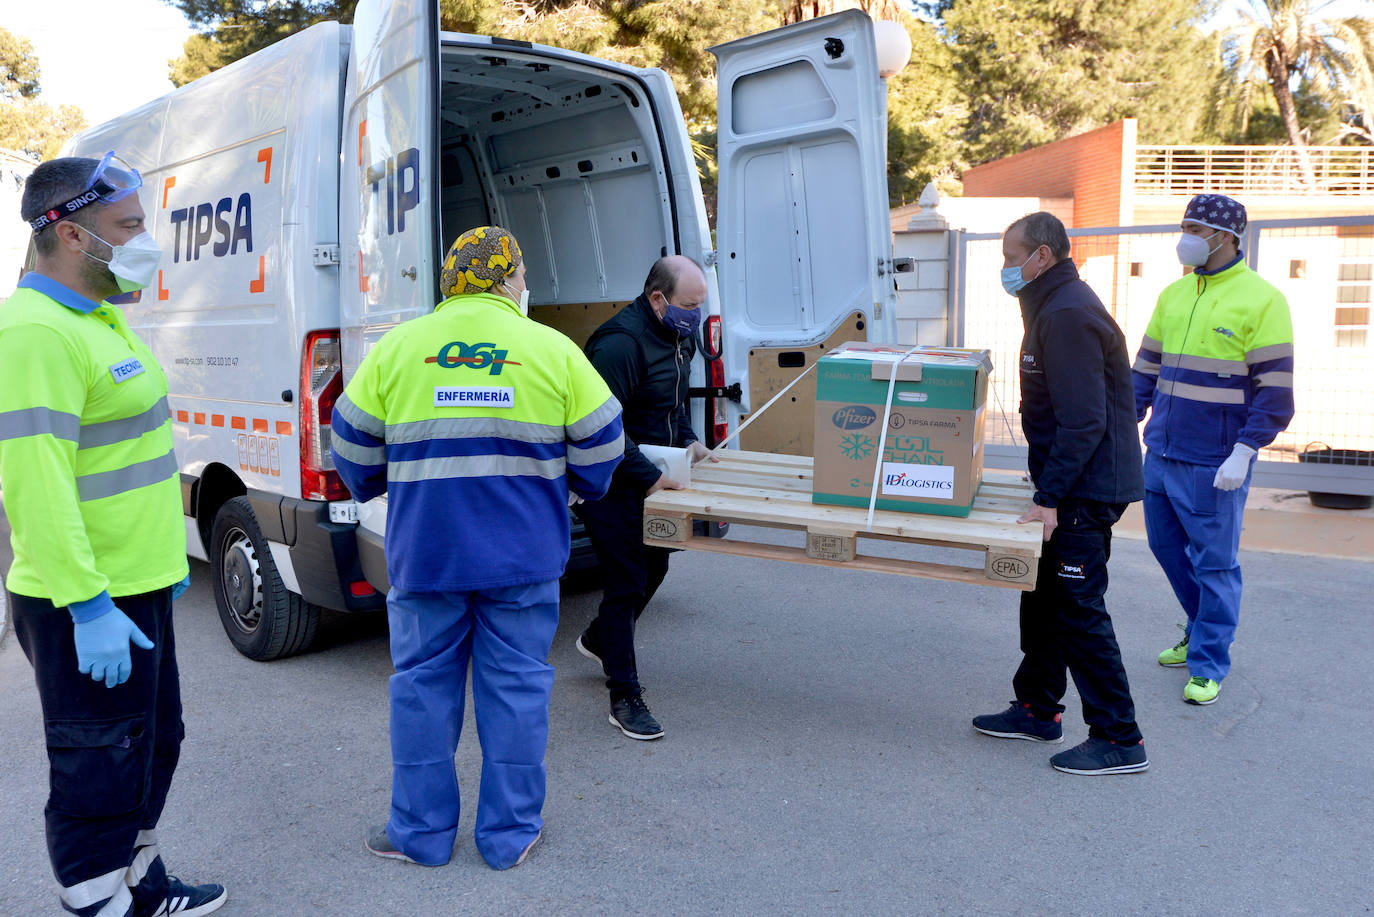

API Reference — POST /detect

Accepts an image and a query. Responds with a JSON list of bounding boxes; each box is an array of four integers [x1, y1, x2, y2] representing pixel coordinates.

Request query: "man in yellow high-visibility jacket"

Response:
[[2, 155, 225, 915], [1133, 194, 1295, 707], [332, 225, 623, 870]]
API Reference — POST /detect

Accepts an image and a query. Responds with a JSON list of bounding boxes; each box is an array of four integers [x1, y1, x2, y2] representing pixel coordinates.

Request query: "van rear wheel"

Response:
[[209, 496, 319, 660]]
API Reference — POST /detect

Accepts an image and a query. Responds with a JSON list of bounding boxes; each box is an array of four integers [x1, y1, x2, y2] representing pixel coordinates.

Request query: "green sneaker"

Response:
[[1157, 625, 1189, 668], [1184, 676, 1221, 705]]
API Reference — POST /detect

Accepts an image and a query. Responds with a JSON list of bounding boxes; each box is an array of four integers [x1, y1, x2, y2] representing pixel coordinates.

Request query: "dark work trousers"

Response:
[[1011, 500, 1143, 744], [11, 588, 182, 917], [574, 480, 671, 700]]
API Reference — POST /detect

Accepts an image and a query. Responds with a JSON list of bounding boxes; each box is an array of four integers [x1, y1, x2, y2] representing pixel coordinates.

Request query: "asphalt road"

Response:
[[1, 519, 1371, 916]]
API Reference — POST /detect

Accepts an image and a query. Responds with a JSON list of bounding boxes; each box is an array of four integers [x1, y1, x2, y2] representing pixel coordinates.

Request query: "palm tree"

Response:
[[1225, 0, 1374, 186]]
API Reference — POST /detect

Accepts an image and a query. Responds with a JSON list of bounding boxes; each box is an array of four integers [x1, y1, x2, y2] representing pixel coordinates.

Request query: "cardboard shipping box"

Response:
[[812, 343, 992, 518]]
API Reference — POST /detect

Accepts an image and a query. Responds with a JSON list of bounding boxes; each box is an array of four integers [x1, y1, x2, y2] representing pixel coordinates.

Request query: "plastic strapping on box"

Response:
[[865, 345, 923, 532], [705, 361, 820, 457]]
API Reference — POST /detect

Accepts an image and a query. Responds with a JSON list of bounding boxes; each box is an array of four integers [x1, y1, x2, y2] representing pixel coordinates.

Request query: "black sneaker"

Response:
[[365, 824, 421, 864], [148, 877, 227, 916], [609, 693, 665, 740], [1050, 737, 1149, 775], [575, 627, 603, 667], [972, 702, 1064, 743]]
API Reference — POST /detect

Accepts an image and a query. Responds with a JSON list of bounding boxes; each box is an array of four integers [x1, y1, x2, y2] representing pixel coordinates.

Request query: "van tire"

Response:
[[209, 496, 320, 660]]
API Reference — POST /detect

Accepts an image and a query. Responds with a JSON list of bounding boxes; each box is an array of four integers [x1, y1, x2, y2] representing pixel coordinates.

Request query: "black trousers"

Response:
[[1011, 500, 1143, 744], [11, 588, 182, 917], [574, 480, 671, 700]]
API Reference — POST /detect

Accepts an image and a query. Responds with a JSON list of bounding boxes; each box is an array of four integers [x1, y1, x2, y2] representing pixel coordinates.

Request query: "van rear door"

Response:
[[340, 0, 441, 376], [340, 0, 441, 583], [711, 10, 896, 454]]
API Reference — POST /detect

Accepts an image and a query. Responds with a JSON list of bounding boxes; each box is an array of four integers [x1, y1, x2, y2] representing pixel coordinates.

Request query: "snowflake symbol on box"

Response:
[[840, 433, 874, 461]]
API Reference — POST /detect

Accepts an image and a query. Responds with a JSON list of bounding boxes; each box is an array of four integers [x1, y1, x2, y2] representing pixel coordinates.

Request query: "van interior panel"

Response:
[[740, 312, 869, 455], [438, 47, 672, 308]]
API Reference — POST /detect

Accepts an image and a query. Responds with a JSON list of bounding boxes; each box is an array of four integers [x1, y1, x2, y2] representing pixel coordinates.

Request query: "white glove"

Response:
[[1213, 443, 1256, 491], [568, 493, 584, 507]]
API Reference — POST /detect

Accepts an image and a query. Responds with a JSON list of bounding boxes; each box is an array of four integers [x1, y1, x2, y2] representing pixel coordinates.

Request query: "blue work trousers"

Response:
[[1143, 451, 1250, 681], [385, 582, 559, 869]]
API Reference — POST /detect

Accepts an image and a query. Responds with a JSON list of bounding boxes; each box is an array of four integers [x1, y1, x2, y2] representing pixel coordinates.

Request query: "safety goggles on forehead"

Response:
[[28, 151, 143, 233]]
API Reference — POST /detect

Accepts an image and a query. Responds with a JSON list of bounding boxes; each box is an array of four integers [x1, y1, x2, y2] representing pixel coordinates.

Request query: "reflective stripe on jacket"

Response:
[[331, 291, 623, 591], [0, 275, 188, 607], [1132, 258, 1295, 464]]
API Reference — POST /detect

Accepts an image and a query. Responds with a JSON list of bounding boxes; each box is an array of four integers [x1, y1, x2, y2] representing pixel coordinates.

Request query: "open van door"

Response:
[[711, 10, 897, 455], [340, 0, 441, 589], [340, 0, 441, 375]]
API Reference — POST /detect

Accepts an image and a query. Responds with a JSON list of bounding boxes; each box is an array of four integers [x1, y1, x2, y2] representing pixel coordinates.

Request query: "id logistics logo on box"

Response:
[[832, 405, 876, 429]]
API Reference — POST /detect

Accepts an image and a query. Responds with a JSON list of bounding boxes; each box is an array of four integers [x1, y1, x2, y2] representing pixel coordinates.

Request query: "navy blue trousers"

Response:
[[574, 481, 671, 700], [10, 588, 181, 917], [1011, 500, 1143, 744]]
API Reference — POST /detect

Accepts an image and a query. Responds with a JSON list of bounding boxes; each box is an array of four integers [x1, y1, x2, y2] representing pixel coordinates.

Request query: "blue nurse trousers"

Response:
[[1143, 451, 1250, 682], [384, 581, 559, 869]]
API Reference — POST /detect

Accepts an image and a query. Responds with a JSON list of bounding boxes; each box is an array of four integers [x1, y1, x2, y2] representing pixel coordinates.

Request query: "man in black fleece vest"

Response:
[[574, 255, 712, 740], [972, 212, 1149, 775]]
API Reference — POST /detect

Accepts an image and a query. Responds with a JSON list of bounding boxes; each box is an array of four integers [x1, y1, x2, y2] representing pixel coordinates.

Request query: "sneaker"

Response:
[[365, 824, 421, 864], [1050, 737, 1149, 775], [972, 702, 1064, 743], [609, 692, 665, 740], [148, 877, 227, 916], [575, 628, 603, 666], [513, 830, 542, 868], [1158, 624, 1189, 667], [1184, 676, 1221, 705]]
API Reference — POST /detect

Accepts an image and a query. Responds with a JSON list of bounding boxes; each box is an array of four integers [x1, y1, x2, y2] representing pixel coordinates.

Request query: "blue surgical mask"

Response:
[[661, 300, 702, 338], [1001, 249, 1040, 297]]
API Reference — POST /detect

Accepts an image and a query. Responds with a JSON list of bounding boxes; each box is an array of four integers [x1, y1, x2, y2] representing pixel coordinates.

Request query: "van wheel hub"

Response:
[[220, 527, 263, 634]]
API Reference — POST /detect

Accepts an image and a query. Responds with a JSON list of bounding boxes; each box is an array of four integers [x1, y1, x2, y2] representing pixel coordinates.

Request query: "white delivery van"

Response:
[[57, 0, 898, 659]]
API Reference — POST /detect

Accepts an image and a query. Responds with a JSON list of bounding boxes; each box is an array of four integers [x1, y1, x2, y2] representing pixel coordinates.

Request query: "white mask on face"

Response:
[[83, 229, 163, 292], [518, 287, 530, 316], [1176, 230, 1219, 268]]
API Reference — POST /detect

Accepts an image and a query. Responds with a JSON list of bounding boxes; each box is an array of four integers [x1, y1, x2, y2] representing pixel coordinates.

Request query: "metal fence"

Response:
[[951, 216, 1374, 496]]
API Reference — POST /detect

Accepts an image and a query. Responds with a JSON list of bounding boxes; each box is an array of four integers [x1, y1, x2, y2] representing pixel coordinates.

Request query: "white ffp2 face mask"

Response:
[[1176, 230, 1218, 268], [84, 229, 163, 292], [518, 287, 530, 316]]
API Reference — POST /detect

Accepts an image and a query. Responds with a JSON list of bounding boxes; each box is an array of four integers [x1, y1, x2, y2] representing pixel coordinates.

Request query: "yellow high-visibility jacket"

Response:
[[331, 291, 623, 591], [0, 274, 187, 619]]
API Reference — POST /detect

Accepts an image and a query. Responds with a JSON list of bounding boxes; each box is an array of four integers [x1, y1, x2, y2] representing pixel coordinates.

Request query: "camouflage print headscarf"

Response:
[[439, 225, 523, 297]]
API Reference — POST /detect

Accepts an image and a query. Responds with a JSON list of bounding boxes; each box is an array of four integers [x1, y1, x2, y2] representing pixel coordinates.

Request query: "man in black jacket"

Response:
[[972, 212, 1149, 775], [574, 255, 712, 740]]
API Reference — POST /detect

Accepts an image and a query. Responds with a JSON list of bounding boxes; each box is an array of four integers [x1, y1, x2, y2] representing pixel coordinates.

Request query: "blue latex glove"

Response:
[[74, 608, 155, 689], [171, 576, 191, 600]]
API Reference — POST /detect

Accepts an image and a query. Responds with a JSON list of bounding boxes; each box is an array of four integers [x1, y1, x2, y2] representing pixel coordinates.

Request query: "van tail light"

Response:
[[707, 356, 729, 448], [703, 314, 722, 360], [300, 330, 349, 501], [701, 315, 728, 448]]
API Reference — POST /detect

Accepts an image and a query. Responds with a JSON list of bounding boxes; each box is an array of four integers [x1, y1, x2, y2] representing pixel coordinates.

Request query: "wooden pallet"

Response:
[[642, 450, 1044, 590]]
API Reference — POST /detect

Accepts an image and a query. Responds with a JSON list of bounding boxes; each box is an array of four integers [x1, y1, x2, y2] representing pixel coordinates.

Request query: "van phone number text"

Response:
[[174, 356, 241, 367]]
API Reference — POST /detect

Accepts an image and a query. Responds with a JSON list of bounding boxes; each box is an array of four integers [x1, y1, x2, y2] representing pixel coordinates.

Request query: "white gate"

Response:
[[951, 217, 1374, 497]]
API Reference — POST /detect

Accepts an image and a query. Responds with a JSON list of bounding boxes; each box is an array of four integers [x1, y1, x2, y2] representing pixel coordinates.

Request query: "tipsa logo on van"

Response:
[[425, 342, 522, 375], [832, 405, 877, 430]]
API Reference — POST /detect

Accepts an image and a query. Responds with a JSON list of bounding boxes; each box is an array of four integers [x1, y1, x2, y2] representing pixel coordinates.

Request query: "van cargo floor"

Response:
[[642, 450, 1045, 590]]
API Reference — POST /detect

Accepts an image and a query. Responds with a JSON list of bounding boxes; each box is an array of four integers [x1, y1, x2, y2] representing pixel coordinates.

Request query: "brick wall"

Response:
[[962, 120, 1137, 228]]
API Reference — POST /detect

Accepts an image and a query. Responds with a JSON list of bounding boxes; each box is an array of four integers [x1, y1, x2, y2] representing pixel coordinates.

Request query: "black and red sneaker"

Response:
[[972, 701, 1064, 743], [1050, 736, 1149, 775]]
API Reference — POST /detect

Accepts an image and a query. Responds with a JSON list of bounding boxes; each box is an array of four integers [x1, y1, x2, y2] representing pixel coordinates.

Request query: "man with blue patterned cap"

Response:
[[331, 225, 624, 870], [1132, 194, 1294, 706]]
